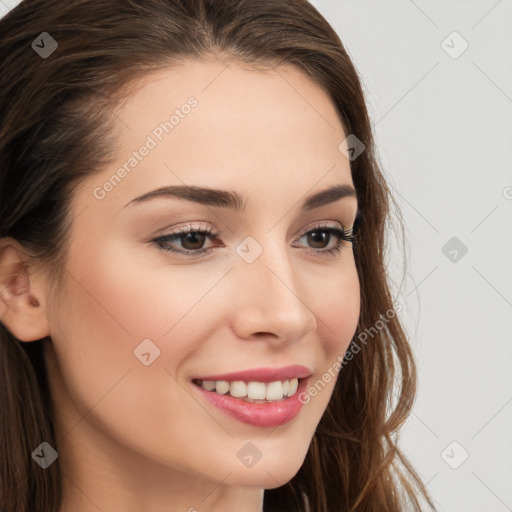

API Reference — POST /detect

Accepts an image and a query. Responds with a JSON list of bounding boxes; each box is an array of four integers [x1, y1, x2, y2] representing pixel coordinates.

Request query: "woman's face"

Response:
[[44, 59, 360, 499]]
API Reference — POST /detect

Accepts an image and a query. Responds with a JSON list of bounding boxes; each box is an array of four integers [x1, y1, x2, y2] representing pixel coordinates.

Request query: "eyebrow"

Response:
[[124, 183, 357, 212]]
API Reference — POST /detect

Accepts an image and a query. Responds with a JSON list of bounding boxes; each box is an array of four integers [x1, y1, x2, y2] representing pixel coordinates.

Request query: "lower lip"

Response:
[[191, 378, 309, 428]]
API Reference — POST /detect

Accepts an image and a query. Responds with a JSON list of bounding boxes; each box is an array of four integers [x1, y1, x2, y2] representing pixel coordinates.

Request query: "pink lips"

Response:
[[192, 364, 312, 383], [192, 377, 310, 427], [190, 365, 312, 428]]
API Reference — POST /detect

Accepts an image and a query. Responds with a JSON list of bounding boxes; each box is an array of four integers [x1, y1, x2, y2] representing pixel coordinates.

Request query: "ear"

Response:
[[0, 237, 51, 342]]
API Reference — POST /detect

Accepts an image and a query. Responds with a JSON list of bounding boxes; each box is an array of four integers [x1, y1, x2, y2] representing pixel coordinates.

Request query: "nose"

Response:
[[229, 240, 318, 347]]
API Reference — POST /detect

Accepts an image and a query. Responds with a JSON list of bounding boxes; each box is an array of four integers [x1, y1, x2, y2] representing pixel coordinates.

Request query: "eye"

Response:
[[152, 222, 220, 256], [294, 222, 356, 257], [151, 221, 357, 258]]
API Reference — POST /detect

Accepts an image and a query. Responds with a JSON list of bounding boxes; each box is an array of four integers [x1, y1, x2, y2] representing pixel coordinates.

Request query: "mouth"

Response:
[[190, 374, 311, 427], [191, 377, 303, 403]]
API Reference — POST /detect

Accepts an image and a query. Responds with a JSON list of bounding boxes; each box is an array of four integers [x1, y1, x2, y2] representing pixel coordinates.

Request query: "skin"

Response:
[[0, 58, 360, 512]]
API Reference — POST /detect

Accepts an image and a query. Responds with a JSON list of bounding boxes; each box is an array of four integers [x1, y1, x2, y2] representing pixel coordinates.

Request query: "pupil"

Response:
[[183, 233, 205, 250], [309, 231, 327, 248]]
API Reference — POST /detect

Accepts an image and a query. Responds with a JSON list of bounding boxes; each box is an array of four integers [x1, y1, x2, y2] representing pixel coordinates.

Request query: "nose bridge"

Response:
[[230, 234, 317, 340]]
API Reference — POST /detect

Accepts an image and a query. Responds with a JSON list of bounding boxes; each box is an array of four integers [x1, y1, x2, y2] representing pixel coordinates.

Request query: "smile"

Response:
[[192, 378, 300, 402], [190, 376, 310, 427]]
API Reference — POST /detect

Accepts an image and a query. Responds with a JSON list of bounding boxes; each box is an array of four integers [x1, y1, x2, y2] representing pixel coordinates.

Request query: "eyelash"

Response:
[[151, 221, 357, 258]]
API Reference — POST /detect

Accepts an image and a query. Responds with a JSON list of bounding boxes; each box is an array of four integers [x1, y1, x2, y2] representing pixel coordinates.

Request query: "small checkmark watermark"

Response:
[[338, 134, 365, 161], [236, 236, 263, 263], [441, 441, 469, 469], [31, 441, 59, 469], [134, 338, 161, 366], [441, 31, 469, 59], [237, 442, 263, 468], [442, 236, 468, 263], [31, 32, 58, 59]]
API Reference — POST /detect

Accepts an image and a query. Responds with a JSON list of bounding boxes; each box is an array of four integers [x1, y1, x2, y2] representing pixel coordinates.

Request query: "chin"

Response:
[[226, 458, 304, 489]]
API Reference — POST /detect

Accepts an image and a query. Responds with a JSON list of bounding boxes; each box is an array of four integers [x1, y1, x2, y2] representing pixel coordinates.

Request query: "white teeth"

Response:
[[288, 377, 298, 397], [197, 377, 300, 401], [229, 381, 247, 398], [266, 381, 283, 400], [202, 380, 216, 391], [215, 381, 230, 394], [247, 381, 266, 400]]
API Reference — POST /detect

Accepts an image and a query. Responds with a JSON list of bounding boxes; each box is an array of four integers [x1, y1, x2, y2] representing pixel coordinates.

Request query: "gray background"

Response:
[[2, 0, 511, 510], [310, 1, 512, 511]]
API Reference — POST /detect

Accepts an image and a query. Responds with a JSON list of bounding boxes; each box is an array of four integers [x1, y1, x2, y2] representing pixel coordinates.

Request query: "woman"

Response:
[[0, 1, 437, 511]]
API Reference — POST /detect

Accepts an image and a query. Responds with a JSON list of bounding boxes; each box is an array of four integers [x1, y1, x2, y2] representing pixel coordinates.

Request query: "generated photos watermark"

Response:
[[298, 302, 403, 404], [93, 96, 198, 200]]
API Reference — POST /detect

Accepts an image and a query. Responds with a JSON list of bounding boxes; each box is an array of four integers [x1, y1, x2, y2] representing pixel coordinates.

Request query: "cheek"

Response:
[[299, 258, 360, 413], [63, 236, 220, 343], [50, 239, 228, 402], [309, 256, 361, 358], [47, 242, 234, 470]]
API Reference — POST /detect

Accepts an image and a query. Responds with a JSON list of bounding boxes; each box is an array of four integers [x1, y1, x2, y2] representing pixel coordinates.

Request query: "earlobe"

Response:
[[0, 239, 50, 342]]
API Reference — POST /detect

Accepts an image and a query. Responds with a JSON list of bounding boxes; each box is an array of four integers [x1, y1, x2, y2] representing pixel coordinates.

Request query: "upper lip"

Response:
[[192, 365, 312, 383]]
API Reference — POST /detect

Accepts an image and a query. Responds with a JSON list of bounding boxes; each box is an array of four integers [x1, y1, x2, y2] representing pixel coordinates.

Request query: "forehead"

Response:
[[76, 59, 354, 216]]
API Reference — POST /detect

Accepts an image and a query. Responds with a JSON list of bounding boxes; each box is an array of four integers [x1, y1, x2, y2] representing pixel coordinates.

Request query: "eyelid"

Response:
[[297, 219, 345, 235], [154, 221, 218, 237], [156, 219, 346, 241]]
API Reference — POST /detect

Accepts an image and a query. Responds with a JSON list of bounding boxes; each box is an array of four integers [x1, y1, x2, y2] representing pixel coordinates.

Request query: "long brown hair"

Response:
[[0, 1, 437, 511]]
